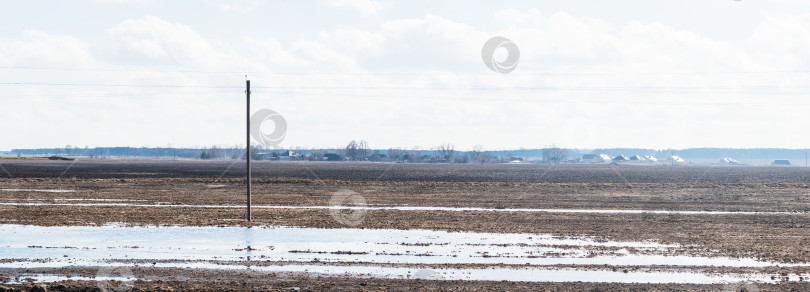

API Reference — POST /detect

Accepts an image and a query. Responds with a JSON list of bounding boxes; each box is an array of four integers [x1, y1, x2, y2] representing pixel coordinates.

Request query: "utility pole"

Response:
[[246, 79, 252, 221]]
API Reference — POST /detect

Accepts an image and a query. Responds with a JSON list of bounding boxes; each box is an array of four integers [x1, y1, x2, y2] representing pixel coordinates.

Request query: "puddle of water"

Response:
[[124, 262, 786, 284], [0, 202, 801, 215], [2, 274, 133, 285], [1, 263, 781, 285], [1, 189, 76, 193], [1, 224, 678, 266], [2, 223, 808, 285], [261, 265, 778, 284]]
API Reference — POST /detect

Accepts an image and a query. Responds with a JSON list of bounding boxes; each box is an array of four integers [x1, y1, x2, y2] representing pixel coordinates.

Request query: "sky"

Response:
[[2, 0, 810, 151]]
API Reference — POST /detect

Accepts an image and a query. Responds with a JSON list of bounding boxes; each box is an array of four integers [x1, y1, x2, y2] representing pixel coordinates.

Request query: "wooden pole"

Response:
[[246, 80, 251, 221]]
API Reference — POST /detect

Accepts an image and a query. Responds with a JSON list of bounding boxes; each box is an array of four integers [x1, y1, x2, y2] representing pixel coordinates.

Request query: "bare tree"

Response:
[[210, 146, 223, 159], [359, 140, 369, 159], [435, 143, 456, 163], [345, 140, 358, 161], [200, 148, 212, 159], [456, 152, 470, 163], [370, 150, 384, 161], [242, 145, 262, 160], [472, 145, 490, 164], [408, 150, 422, 163], [309, 149, 324, 161], [387, 148, 404, 162], [344, 140, 369, 161], [542, 145, 568, 164]]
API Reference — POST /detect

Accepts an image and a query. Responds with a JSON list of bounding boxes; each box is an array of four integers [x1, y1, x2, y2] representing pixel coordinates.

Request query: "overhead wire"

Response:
[[1, 66, 808, 106], [3, 65, 810, 76]]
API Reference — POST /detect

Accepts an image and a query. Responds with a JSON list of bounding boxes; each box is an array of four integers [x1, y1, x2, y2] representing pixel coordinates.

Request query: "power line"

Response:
[[0, 82, 240, 89], [4, 88, 808, 107], [2, 82, 809, 91], [3, 65, 810, 76]]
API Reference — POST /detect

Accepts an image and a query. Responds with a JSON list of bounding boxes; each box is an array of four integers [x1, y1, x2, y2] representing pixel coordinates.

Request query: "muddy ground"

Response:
[[2, 159, 810, 290], [2, 267, 809, 291]]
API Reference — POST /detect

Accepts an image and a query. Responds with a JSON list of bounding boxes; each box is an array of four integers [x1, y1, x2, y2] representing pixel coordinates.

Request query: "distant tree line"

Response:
[[10, 142, 546, 164], [21, 144, 807, 163]]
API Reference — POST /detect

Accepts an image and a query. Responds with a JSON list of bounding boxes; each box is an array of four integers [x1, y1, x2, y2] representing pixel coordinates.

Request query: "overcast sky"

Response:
[[2, 0, 810, 151]]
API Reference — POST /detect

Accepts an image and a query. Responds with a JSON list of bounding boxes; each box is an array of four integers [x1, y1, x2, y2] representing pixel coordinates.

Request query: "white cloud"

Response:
[[108, 15, 211, 61], [769, 0, 810, 8], [244, 36, 364, 73], [85, 0, 154, 4], [320, 29, 385, 54], [373, 14, 489, 71], [0, 30, 95, 66], [260, 9, 809, 149], [381, 14, 482, 43], [207, 0, 265, 13], [322, 0, 385, 15], [107, 15, 255, 69], [245, 37, 308, 67], [616, 20, 750, 71], [750, 13, 810, 69], [3, 3, 810, 150], [293, 40, 364, 72], [492, 8, 750, 74]]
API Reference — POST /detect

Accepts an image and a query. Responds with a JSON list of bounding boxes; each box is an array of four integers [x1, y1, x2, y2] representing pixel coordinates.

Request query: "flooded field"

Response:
[[2, 224, 805, 285], [0, 200, 804, 215], [2, 160, 810, 290]]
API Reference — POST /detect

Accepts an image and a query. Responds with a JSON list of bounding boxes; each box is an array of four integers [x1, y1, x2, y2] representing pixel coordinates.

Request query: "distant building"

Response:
[[644, 155, 658, 162], [48, 156, 75, 161], [509, 156, 524, 163], [254, 152, 274, 160], [582, 153, 612, 163], [719, 158, 739, 165], [613, 155, 629, 161], [324, 153, 343, 161], [667, 155, 686, 163], [772, 160, 792, 166], [629, 155, 646, 161], [279, 150, 301, 160]]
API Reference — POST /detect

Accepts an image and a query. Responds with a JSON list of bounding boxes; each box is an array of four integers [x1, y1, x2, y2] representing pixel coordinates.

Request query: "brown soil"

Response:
[[3, 160, 810, 290], [2, 267, 809, 291]]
